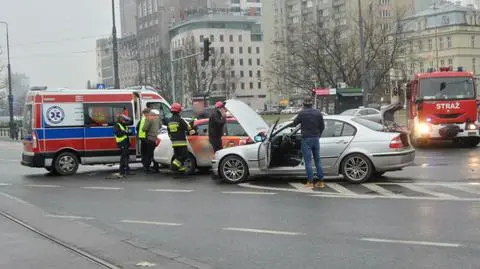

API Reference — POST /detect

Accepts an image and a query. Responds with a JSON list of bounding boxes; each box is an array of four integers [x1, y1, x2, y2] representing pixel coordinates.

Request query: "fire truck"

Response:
[[407, 67, 479, 147]]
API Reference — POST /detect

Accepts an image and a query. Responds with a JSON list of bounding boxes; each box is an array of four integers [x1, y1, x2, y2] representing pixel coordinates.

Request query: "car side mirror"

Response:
[[254, 135, 264, 142]]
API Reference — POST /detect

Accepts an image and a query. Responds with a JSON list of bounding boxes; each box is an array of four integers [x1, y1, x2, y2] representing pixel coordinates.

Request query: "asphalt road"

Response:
[[1, 139, 480, 269]]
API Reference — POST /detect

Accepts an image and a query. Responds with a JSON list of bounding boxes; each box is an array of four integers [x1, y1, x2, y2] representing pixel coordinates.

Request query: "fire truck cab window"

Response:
[[419, 77, 475, 100], [84, 103, 133, 126]]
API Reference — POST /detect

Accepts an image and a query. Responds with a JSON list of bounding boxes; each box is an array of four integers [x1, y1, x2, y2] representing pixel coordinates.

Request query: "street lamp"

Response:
[[0, 21, 14, 139], [358, 0, 368, 106], [111, 0, 120, 88]]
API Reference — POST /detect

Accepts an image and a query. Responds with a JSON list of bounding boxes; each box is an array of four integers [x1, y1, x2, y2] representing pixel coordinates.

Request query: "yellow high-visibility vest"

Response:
[[138, 116, 146, 139], [115, 123, 128, 143]]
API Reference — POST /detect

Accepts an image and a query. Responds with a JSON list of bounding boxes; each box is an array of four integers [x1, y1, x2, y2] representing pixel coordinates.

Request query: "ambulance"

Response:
[[21, 86, 171, 175]]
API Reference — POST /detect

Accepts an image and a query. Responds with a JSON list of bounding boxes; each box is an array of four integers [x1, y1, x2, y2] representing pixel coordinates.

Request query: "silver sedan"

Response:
[[212, 100, 415, 184]]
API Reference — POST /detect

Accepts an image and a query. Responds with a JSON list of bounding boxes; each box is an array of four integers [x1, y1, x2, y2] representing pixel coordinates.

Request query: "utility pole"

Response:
[[358, 0, 368, 106], [111, 0, 120, 88], [0, 21, 14, 139], [433, 1, 439, 70]]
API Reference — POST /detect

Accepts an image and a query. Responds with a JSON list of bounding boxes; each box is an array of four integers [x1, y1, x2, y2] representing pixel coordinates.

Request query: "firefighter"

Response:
[[136, 108, 150, 171], [114, 114, 132, 178], [167, 103, 195, 173]]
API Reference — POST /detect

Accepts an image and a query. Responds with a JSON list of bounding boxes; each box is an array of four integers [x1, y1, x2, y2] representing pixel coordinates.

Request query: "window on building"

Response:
[[240, 59, 244, 65], [249, 82, 253, 89], [439, 37, 444, 49], [200, 35, 204, 42], [241, 83, 245, 89], [257, 70, 261, 77], [231, 59, 234, 66], [220, 47, 225, 53], [472, 36, 475, 48], [428, 39, 433, 50], [239, 47, 243, 54], [238, 35, 242, 42], [231, 71, 235, 77], [440, 59, 445, 66], [248, 59, 252, 65], [211, 59, 215, 66], [220, 34, 224, 42], [448, 58, 453, 66], [210, 35, 214, 42], [240, 71, 244, 77], [213, 84, 217, 92], [447, 36, 452, 48], [419, 62, 424, 73], [248, 47, 252, 54], [256, 47, 260, 54], [231, 83, 236, 90], [257, 58, 261, 65], [221, 71, 225, 78], [229, 35, 233, 42], [258, 82, 262, 89], [410, 63, 415, 72], [473, 58, 476, 74], [221, 59, 225, 66], [230, 47, 234, 54], [249, 70, 253, 77], [418, 40, 423, 51]]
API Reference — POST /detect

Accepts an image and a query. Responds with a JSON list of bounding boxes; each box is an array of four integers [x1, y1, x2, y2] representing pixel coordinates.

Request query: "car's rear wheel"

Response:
[[171, 153, 197, 175], [53, 151, 79, 176], [341, 153, 373, 184], [219, 155, 249, 184]]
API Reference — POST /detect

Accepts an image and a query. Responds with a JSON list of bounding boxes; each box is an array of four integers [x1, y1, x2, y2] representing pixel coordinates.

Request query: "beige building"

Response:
[[401, 1, 480, 77]]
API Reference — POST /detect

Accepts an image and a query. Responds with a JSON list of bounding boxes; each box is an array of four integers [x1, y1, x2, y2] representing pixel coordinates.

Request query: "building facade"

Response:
[[118, 34, 139, 88], [169, 15, 265, 109], [120, 0, 137, 36], [96, 38, 114, 87], [401, 1, 480, 77]]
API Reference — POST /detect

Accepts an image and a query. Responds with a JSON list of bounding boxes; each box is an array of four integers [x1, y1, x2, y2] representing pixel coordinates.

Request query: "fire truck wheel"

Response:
[[53, 151, 79, 176]]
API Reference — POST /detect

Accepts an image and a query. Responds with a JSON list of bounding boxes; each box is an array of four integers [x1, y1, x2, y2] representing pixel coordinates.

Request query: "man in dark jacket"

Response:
[[114, 114, 132, 178], [208, 101, 227, 153], [293, 96, 325, 188]]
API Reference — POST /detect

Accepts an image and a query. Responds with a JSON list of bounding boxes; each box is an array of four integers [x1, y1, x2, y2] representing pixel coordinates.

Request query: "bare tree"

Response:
[[267, 4, 409, 101]]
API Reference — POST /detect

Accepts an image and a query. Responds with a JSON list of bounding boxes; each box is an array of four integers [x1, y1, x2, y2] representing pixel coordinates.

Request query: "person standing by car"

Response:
[[114, 114, 132, 178], [137, 108, 150, 171], [142, 109, 161, 173], [167, 103, 194, 173], [293, 96, 325, 188], [208, 101, 227, 153]]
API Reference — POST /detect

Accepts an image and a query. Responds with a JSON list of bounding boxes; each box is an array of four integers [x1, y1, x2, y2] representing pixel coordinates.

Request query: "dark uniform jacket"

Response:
[[167, 114, 190, 147], [208, 109, 226, 141], [293, 107, 325, 138]]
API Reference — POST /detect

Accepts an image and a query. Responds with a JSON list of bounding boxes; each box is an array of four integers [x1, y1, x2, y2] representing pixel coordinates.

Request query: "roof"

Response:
[[27, 88, 159, 96], [406, 1, 475, 20]]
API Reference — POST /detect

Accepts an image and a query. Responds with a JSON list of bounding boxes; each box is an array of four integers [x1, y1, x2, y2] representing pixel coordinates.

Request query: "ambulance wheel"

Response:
[[53, 152, 79, 176]]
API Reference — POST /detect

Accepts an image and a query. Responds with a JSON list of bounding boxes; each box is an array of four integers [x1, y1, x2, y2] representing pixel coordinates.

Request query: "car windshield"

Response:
[[419, 77, 475, 100], [351, 117, 384, 131], [341, 109, 357, 115]]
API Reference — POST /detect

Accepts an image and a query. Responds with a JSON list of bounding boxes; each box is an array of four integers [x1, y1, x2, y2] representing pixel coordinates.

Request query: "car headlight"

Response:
[[417, 123, 430, 135], [467, 123, 477, 130]]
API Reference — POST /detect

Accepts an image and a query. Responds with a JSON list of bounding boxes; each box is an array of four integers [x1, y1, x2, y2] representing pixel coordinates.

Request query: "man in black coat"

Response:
[[208, 101, 227, 153]]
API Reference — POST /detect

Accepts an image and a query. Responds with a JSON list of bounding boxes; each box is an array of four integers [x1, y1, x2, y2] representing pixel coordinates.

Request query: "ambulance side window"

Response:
[[84, 103, 133, 126]]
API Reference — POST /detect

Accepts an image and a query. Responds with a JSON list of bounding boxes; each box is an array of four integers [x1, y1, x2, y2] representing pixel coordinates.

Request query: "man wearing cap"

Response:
[[137, 108, 150, 171], [292, 96, 325, 188], [208, 101, 227, 153], [114, 114, 132, 178], [142, 109, 161, 172]]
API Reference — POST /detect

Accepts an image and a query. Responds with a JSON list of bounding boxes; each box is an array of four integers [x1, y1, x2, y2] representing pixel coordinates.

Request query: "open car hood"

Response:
[[381, 102, 403, 122], [224, 99, 269, 140]]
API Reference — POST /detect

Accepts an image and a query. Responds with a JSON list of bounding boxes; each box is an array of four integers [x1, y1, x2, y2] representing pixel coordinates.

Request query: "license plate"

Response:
[[468, 132, 477, 136]]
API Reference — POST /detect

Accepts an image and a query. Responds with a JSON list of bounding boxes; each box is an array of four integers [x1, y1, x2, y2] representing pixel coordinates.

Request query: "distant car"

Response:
[[340, 108, 382, 123], [154, 117, 254, 174], [211, 100, 415, 184]]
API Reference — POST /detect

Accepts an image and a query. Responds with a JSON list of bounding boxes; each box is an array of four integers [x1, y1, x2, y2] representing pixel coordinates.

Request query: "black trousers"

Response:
[[118, 144, 130, 175], [140, 139, 148, 168], [173, 146, 189, 165], [145, 140, 159, 170], [209, 138, 223, 153]]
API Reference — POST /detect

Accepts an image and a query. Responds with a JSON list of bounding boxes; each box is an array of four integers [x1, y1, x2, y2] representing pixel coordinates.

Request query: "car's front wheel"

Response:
[[341, 153, 373, 183], [219, 155, 249, 184]]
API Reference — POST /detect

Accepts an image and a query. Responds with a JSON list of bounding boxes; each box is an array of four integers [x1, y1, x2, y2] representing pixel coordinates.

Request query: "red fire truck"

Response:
[[407, 67, 479, 147]]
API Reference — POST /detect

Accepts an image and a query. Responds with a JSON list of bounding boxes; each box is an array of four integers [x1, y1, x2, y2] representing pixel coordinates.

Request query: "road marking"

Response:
[[361, 238, 462, 248], [221, 191, 277, 195], [442, 184, 480, 195], [396, 183, 458, 199], [289, 183, 315, 193], [239, 183, 333, 194], [326, 183, 357, 196], [46, 214, 95, 220], [24, 184, 61, 188], [363, 183, 405, 197], [310, 194, 376, 199], [222, 227, 305, 236], [146, 189, 194, 193], [120, 220, 183, 226], [81, 186, 124, 190], [0, 183, 12, 186]]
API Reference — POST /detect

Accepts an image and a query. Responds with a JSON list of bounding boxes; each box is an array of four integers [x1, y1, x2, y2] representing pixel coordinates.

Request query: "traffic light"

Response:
[[203, 38, 212, 62]]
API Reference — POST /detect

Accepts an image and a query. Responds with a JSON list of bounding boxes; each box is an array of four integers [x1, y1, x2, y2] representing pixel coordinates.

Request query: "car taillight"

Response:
[[389, 135, 404, 149], [32, 132, 38, 149], [155, 137, 161, 146]]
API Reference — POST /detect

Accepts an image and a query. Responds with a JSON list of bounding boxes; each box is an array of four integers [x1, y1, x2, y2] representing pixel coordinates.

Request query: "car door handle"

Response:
[[336, 140, 348, 144]]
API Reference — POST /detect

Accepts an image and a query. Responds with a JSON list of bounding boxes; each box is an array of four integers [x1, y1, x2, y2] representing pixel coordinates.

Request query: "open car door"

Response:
[[257, 118, 280, 170]]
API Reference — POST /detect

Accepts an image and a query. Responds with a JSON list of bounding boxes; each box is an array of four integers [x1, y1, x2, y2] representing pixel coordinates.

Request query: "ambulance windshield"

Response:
[[419, 77, 475, 100]]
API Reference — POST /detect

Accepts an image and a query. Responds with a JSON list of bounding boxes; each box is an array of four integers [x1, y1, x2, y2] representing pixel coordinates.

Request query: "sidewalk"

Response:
[[0, 215, 103, 269]]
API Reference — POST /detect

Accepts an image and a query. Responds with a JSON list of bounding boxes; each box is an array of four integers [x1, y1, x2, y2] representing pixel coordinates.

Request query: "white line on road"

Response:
[[221, 191, 277, 195], [442, 184, 480, 195], [24, 184, 61, 188], [396, 183, 458, 199], [81, 186, 124, 190], [0, 159, 21, 162], [361, 238, 462, 248], [146, 189, 194, 193], [222, 227, 305, 236], [0, 183, 12, 186], [46, 214, 95, 220], [362, 183, 405, 197], [326, 183, 357, 196], [289, 183, 314, 193], [120, 220, 183, 226]]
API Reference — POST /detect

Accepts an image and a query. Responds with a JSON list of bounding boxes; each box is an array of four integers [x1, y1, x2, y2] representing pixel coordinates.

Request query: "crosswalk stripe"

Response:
[[396, 183, 458, 199], [289, 183, 314, 193], [326, 183, 357, 196], [362, 183, 404, 197], [442, 185, 480, 195]]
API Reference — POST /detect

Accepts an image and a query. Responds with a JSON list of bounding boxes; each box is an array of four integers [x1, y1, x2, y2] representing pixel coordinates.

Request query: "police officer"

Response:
[[137, 108, 150, 171], [167, 103, 194, 173], [114, 114, 132, 178]]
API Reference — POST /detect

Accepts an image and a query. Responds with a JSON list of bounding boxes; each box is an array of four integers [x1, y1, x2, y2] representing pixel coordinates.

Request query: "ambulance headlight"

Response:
[[467, 123, 477, 130], [417, 123, 430, 135]]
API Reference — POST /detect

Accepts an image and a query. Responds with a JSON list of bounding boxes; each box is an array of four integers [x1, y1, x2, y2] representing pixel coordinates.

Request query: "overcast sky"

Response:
[[0, 0, 121, 88]]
